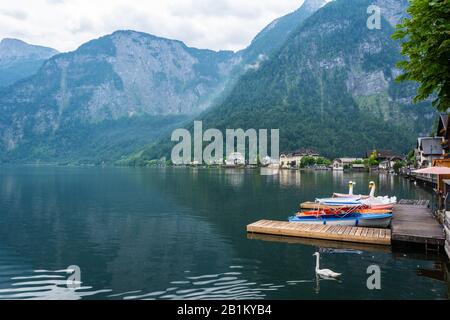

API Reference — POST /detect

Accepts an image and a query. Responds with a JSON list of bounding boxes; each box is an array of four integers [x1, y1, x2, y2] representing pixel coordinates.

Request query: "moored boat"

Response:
[[298, 208, 392, 216], [317, 196, 397, 207], [333, 181, 370, 198], [300, 202, 393, 211], [289, 213, 392, 228]]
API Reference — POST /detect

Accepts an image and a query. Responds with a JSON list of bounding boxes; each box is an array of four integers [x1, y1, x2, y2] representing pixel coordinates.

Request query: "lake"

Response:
[[0, 166, 448, 300]]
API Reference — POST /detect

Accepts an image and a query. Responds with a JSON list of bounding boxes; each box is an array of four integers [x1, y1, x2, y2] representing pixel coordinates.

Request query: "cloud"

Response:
[[0, 0, 304, 52], [0, 9, 28, 20]]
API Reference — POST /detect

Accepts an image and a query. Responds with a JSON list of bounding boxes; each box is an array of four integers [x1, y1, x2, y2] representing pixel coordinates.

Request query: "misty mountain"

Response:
[[0, 38, 58, 88], [0, 31, 239, 163], [135, 0, 435, 163]]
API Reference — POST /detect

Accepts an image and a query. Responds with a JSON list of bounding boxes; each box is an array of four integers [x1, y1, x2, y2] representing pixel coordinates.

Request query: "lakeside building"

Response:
[[416, 137, 444, 168], [225, 152, 245, 167], [379, 155, 404, 171], [332, 158, 363, 171], [280, 148, 319, 168], [261, 156, 279, 167], [436, 113, 450, 158], [352, 163, 366, 171], [366, 149, 401, 160]]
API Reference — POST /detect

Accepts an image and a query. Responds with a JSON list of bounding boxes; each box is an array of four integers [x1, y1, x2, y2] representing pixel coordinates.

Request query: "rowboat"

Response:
[[317, 197, 362, 206], [317, 196, 397, 207], [333, 193, 369, 199], [298, 208, 392, 216], [300, 202, 393, 211], [289, 213, 392, 228]]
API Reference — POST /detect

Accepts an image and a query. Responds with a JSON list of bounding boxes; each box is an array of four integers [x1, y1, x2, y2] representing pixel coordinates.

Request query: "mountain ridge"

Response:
[[0, 1, 327, 164], [0, 38, 59, 88], [133, 0, 435, 163]]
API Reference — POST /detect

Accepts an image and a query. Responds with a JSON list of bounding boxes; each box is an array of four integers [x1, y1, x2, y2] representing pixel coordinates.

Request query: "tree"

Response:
[[392, 0, 450, 112], [393, 161, 405, 173], [364, 151, 380, 166], [300, 156, 317, 168]]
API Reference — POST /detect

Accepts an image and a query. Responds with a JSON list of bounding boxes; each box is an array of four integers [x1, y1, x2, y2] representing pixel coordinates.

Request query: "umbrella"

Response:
[[413, 166, 450, 175]]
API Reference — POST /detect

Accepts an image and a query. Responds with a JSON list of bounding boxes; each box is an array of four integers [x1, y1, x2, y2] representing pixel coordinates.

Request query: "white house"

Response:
[[379, 156, 403, 171], [225, 152, 245, 167], [416, 137, 444, 168], [333, 158, 363, 171], [261, 156, 279, 167], [279, 148, 319, 168]]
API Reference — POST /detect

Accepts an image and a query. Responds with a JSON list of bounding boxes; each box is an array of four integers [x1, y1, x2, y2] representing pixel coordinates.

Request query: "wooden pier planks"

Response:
[[247, 220, 391, 245], [246, 233, 392, 253], [391, 201, 445, 246]]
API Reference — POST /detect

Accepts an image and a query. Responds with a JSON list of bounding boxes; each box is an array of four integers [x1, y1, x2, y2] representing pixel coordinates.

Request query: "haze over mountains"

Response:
[[0, 38, 58, 88], [0, 0, 436, 164]]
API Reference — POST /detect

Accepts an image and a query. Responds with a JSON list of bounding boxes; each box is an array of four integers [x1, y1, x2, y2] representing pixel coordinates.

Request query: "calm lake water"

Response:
[[0, 166, 448, 300]]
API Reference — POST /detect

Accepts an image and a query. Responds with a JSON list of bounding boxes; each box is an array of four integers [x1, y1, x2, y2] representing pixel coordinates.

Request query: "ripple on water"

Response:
[[121, 270, 290, 300], [0, 269, 111, 300]]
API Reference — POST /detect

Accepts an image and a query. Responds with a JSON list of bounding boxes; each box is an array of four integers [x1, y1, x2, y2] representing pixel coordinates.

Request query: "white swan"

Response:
[[313, 252, 341, 278], [369, 181, 376, 197], [333, 181, 357, 198], [362, 181, 397, 205], [348, 181, 355, 195]]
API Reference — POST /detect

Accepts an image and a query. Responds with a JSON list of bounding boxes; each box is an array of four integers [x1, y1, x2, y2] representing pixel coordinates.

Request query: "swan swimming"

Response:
[[313, 252, 342, 279]]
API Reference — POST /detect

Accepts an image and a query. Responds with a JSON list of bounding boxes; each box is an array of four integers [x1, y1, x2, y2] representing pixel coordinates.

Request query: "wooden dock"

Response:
[[247, 220, 391, 245], [391, 200, 445, 247], [247, 200, 447, 249], [247, 232, 392, 253]]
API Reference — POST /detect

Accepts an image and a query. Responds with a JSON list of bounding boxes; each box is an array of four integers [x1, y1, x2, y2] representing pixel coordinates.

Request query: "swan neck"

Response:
[[315, 254, 320, 270], [370, 184, 376, 197]]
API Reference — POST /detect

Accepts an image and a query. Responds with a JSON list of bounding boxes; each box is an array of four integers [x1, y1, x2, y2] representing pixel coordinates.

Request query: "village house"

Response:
[[378, 156, 404, 171], [279, 148, 319, 168], [225, 152, 245, 167], [436, 113, 450, 158], [352, 163, 366, 171], [366, 150, 402, 161], [366, 149, 404, 171], [261, 156, 279, 167], [332, 158, 363, 171], [416, 137, 445, 168]]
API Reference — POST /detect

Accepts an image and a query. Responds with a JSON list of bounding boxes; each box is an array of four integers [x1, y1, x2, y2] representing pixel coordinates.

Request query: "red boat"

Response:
[[298, 204, 393, 216]]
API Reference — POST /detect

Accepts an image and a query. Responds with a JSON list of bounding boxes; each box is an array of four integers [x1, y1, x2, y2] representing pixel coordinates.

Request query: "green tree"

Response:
[[364, 151, 380, 166], [316, 157, 331, 166], [392, 0, 450, 111], [393, 161, 405, 173], [300, 156, 317, 168]]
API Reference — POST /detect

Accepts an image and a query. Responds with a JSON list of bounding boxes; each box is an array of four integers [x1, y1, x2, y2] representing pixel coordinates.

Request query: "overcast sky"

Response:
[[0, 0, 305, 53]]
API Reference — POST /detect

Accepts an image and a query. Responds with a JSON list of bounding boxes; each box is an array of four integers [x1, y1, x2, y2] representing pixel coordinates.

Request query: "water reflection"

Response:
[[0, 166, 447, 300], [279, 170, 301, 187], [120, 269, 286, 300], [223, 169, 245, 188], [0, 264, 111, 300]]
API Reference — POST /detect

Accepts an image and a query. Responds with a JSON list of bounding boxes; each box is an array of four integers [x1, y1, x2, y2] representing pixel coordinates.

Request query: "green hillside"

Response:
[[134, 0, 435, 164]]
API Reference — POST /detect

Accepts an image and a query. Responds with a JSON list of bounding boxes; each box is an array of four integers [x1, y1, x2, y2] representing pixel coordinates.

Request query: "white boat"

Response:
[[318, 196, 396, 207], [333, 181, 396, 205], [333, 181, 368, 198], [317, 197, 362, 206], [361, 196, 397, 206]]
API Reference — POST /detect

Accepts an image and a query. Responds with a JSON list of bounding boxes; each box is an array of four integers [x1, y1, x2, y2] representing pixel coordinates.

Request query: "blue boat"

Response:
[[289, 213, 392, 228]]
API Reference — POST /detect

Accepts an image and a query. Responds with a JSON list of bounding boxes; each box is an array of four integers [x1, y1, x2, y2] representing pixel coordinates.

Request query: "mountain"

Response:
[[0, 31, 239, 163], [239, 0, 328, 68], [0, 0, 328, 164], [135, 0, 435, 163], [0, 38, 58, 88]]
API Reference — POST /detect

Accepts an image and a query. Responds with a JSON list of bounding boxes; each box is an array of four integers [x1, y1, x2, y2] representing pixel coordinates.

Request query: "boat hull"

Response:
[[333, 193, 370, 199], [299, 209, 392, 216], [289, 214, 392, 228]]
